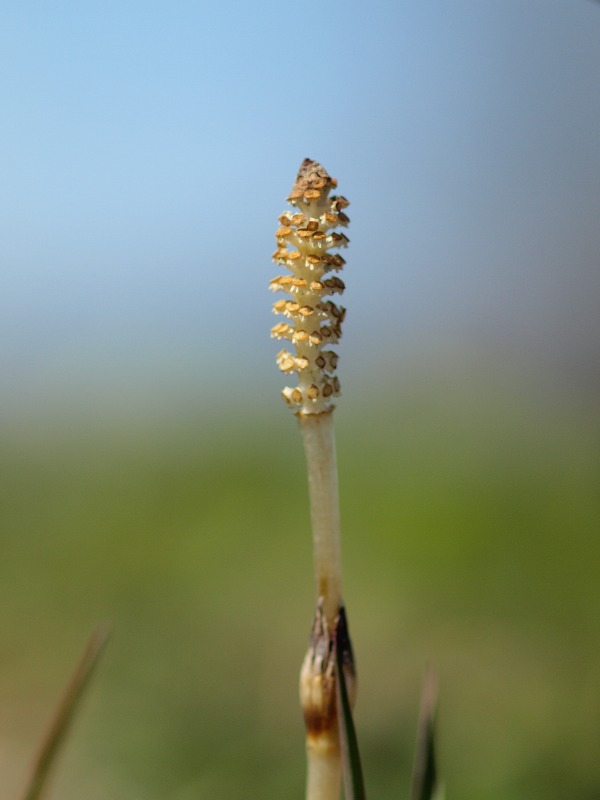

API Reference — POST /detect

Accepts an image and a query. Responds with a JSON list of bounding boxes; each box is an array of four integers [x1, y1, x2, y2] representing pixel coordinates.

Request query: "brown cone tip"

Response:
[[288, 158, 337, 201]]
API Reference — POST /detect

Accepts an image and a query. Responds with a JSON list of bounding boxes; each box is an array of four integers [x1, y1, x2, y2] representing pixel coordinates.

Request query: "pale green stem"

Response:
[[305, 730, 342, 800], [298, 410, 343, 800], [298, 410, 342, 629]]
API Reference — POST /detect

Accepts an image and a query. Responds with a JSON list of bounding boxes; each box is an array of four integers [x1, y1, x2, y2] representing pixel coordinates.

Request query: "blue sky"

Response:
[[2, 0, 599, 417]]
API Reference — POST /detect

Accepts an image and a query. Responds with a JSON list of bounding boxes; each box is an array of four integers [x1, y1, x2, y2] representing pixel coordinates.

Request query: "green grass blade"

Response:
[[334, 607, 366, 800], [19, 624, 110, 800], [409, 667, 439, 800]]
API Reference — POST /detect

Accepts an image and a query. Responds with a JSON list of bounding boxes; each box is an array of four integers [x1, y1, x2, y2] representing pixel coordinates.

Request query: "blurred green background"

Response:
[[1, 362, 599, 800]]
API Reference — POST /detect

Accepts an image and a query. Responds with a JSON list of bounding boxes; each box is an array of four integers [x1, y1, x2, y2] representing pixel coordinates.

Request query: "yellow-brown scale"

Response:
[[270, 159, 349, 416]]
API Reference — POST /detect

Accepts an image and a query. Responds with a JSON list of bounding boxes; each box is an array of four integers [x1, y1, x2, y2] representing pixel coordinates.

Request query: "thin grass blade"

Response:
[[334, 607, 366, 800], [409, 667, 439, 800], [18, 624, 110, 800]]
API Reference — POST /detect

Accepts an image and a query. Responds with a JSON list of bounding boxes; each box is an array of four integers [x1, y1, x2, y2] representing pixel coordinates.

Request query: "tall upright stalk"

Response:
[[298, 411, 342, 627], [270, 159, 353, 800]]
